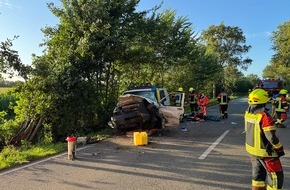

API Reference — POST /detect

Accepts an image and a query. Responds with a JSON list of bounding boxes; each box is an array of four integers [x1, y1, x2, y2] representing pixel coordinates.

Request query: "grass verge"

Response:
[[0, 128, 114, 171], [0, 143, 66, 171]]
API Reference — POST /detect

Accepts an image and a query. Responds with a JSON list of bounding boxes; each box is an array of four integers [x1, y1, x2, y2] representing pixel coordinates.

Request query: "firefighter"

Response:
[[196, 93, 209, 120], [188, 87, 198, 115], [174, 87, 183, 106], [217, 88, 230, 119], [245, 89, 284, 190], [275, 89, 289, 128]]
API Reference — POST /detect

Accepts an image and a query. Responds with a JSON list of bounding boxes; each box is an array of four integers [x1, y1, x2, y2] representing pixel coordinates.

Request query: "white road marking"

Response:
[[198, 130, 230, 160], [0, 145, 91, 176]]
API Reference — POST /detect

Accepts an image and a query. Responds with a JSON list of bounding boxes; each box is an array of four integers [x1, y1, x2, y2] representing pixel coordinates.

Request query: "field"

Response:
[[0, 87, 13, 93]]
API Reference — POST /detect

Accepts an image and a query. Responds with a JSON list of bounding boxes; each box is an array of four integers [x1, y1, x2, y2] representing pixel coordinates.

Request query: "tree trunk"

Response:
[[9, 117, 44, 145], [28, 117, 43, 142]]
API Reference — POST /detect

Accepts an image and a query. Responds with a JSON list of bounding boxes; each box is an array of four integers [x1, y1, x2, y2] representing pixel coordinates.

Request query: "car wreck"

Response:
[[108, 85, 185, 132]]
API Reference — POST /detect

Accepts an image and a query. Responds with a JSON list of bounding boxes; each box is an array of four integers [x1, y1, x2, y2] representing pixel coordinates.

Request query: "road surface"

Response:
[[1, 97, 289, 190]]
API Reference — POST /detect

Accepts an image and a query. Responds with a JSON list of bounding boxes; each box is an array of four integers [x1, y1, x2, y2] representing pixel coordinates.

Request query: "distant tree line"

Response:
[[0, 80, 21, 87]]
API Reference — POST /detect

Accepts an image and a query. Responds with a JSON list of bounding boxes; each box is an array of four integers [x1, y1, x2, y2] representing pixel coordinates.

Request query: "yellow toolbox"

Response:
[[134, 132, 148, 146]]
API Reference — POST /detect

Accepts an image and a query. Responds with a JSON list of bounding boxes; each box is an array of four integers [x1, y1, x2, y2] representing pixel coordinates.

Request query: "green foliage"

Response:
[[0, 145, 24, 169], [0, 143, 66, 171], [271, 20, 290, 68], [201, 22, 252, 91], [33, 0, 149, 138], [233, 77, 254, 93], [0, 37, 32, 80], [85, 128, 114, 144], [263, 20, 290, 85], [20, 140, 32, 150], [42, 123, 53, 144], [0, 91, 17, 119], [201, 22, 252, 68], [0, 119, 22, 146], [0, 91, 18, 146]]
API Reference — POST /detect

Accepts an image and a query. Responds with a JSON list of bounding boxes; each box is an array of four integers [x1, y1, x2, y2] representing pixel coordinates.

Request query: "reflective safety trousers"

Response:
[[244, 112, 278, 157]]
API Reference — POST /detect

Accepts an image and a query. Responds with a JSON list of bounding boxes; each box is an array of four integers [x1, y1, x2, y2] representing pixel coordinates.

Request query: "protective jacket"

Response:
[[217, 92, 228, 105], [245, 107, 283, 158], [197, 95, 209, 117], [188, 92, 196, 103], [275, 95, 288, 112], [198, 95, 209, 106]]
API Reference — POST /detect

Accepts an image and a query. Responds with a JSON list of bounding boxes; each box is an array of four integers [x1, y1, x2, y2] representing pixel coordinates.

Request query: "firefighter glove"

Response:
[[275, 146, 285, 157], [266, 143, 273, 156]]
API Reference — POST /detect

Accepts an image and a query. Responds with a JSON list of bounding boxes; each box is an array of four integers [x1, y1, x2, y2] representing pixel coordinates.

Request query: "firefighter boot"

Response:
[[224, 112, 228, 119]]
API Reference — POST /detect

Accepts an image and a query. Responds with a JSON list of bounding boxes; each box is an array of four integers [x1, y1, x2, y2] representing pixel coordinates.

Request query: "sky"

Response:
[[0, 0, 290, 80]]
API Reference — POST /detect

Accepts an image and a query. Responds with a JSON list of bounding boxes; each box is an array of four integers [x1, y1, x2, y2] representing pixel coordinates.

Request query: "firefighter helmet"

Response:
[[178, 87, 183, 92], [279, 89, 288, 95], [189, 87, 194, 92], [248, 89, 269, 105]]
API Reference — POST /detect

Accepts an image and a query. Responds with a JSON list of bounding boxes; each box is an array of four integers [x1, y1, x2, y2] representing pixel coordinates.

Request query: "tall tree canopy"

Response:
[[200, 22, 252, 90], [264, 20, 290, 84]]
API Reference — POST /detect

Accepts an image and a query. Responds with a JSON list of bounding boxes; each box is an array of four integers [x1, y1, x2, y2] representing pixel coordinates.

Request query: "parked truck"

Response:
[[258, 78, 285, 97]]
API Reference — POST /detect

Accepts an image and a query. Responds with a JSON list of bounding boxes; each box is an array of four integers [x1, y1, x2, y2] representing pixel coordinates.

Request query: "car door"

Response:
[[158, 91, 185, 127]]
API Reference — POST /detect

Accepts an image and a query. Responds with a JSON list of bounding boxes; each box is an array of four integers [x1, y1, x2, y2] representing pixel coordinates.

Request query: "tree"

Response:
[[117, 8, 198, 89], [233, 74, 260, 94], [0, 37, 31, 80], [201, 23, 252, 91], [264, 20, 290, 85], [31, 0, 150, 138]]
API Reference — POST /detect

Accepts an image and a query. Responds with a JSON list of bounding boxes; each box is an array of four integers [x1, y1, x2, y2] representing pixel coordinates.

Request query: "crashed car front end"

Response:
[[108, 94, 162, 131]]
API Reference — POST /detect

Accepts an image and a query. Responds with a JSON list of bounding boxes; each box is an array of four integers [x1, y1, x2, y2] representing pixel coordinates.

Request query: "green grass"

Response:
[[0, 143, 67, 171], [0, 129, 114, 171]]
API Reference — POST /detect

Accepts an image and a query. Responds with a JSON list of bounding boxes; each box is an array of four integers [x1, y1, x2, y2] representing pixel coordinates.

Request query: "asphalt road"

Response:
[[1, 97, 289, 190]]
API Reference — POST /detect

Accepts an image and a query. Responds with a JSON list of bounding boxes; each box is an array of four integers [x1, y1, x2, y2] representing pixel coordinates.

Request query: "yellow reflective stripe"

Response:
[[273, 142, 282, 149], [244, 111, 261, 130], [254, 114, 262, 150], [275, 119, 282, 124], [246, 144, 268, 157], [276, 98, 285, 112], [263, 125, 276, 131], [246, 143, 278, 157], [252, 179, 265, 187], [156, 90, 161, 103], [275, 108, 285, 112], [267, 172, 278, 189], [244, 112, 280, 157]]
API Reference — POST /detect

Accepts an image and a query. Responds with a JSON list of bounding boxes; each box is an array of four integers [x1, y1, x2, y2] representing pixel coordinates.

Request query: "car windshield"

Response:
[[123, 91, 157, 102]]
